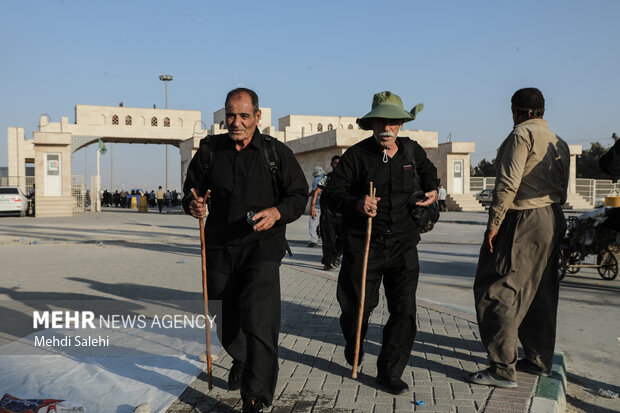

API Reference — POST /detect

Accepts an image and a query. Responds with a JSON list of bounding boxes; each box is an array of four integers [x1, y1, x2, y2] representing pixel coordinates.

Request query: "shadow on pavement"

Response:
[[566, 371, 620, 413], [278, 300, 487, 382]]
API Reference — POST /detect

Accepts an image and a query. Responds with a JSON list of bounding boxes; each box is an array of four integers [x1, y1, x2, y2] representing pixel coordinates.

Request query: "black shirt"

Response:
[[182, 131, 308, 246], [326, 136, 438, 237]]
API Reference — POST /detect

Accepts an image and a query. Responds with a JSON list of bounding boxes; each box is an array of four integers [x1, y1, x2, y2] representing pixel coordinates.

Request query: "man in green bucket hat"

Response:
[[325, 91, 439, 394]]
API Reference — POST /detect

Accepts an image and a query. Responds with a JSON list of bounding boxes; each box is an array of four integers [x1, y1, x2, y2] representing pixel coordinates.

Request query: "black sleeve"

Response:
[[413, 141, 439, 192], [181, 141, 205, 214], [274, 142, 309, 224], [325, 148, 361, 215], [599, 139, 620, 177]]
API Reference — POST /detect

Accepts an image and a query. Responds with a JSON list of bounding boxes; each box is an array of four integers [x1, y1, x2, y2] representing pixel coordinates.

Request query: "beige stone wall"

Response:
[[296, 148, 348, 190], [37, 105, 204, 145], [74, 105, 201, 129], [288, 129, 440, 188], [279, 115, 361, 142], [400, 130, 438, 149], [7, 127, 34, 192], [427, 142, 475, 194], [33, 131, 73, 217]]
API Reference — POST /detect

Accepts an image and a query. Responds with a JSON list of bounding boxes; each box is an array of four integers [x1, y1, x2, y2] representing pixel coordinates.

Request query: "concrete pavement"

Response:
[[0, 208, 584, 412], [167, 219, 563, 413]]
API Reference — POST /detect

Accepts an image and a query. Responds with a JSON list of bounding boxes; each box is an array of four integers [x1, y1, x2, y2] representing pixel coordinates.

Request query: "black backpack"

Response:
[[399, 138, 440, 233]]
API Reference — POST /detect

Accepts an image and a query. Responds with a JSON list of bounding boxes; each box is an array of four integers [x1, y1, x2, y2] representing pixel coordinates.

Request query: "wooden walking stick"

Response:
[[352, 182, 376, 378], [191, 188, 213, 390]]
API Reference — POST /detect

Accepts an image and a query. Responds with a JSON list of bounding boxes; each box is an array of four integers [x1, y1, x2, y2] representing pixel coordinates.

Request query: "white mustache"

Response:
[[378, 132, 394, 138]]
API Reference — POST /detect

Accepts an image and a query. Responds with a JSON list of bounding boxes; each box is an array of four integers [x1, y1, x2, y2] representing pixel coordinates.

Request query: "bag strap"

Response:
[[261, 135, 281, 201], [399, 137, 425, 200], [261, 135, 291, 256], [399, 137, 416, 166], [199, 135, 217, 174], [199, 134, 281, 200]]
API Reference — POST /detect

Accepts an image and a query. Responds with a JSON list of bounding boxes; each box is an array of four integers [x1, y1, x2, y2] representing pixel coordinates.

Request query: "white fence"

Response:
[[472, 176, 620, 207], [575, 178, 618, 205], [470, 177, 495, 192]]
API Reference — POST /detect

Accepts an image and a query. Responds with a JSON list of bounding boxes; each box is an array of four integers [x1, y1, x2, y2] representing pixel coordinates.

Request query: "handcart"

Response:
[[557, 208, 619, 281]]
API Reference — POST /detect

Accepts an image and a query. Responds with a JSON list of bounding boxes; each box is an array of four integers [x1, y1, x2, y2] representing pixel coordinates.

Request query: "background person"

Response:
[[316, 155, 343, 270], [437, 184, 447, 211], [120, 189, 127, 208], [308, 166, 324, 247], [156, 186, 165, 213]]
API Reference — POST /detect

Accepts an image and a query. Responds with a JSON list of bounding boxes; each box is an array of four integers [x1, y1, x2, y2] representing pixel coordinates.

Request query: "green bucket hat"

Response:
[[356, 91, 424, 130]]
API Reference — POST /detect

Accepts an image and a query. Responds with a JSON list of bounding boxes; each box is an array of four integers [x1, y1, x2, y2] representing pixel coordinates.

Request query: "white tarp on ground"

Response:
[[0, 327, 221, 413]]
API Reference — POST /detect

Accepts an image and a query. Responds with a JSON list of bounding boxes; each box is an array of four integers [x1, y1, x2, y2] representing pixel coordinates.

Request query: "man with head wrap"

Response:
[[468, 88, 570, 388]]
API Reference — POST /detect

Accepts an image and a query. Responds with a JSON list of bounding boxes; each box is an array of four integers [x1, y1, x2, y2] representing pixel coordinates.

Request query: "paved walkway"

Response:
[[0, 209, 565, 412], [167, 252, 550, 413]]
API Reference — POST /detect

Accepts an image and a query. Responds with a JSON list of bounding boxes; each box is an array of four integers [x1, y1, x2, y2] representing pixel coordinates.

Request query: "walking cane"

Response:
[[352, 182, 376, 378], [191, 188, 213, 390]]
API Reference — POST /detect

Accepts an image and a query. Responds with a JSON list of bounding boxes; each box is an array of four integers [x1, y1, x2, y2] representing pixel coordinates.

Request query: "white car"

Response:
[[0, 187, 29, 217]]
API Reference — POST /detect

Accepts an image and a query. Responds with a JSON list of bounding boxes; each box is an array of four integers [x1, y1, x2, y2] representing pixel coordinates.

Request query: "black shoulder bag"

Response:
[[400, 139, 440, 233]]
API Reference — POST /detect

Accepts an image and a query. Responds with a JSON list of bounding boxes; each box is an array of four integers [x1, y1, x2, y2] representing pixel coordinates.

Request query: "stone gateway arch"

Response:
[[7, 103, 587, 217], [7, 105, 207, 216]]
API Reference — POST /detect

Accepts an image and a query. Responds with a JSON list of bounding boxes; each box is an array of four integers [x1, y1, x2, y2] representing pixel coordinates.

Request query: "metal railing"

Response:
[[472, 176, 620, 207], [575, 178, 619, 205], [470, 177, 496, 193], [71, 175, 85, 212]]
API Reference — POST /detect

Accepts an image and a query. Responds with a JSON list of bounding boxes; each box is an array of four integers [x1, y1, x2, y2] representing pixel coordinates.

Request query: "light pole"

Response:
[[159, 74, 173, 191]]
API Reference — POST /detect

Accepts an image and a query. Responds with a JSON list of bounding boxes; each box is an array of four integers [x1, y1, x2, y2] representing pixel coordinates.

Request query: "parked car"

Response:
[[476, 189, 494, 206], [0, 187, 29, 217]]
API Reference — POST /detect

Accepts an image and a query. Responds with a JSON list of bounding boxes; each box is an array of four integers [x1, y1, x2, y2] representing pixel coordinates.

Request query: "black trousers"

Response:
[[319, 207, 342, 266], [474, 204, 565, 381], [206, 236, 285, 406], [157, 199, 164, 212], [337, 233, 419, 378]]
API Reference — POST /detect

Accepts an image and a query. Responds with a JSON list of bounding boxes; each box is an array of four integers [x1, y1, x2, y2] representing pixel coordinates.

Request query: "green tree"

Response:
[[471, 158, 496, 177], [576, 142, 612, 179]]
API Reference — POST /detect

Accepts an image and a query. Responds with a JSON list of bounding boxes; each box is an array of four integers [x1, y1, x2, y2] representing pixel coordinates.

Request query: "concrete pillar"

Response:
[[568, 145, 582, 194], [427, 142, 476, 194], [33, 131, 73, 217]]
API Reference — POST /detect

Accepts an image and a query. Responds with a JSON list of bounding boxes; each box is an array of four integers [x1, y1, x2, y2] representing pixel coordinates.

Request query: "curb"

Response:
[[438, 219, 486, 226], [529, 353, 567, 413]]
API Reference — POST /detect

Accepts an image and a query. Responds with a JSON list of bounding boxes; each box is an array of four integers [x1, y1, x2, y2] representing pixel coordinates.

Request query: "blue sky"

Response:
[[1, 0, 619, 190]]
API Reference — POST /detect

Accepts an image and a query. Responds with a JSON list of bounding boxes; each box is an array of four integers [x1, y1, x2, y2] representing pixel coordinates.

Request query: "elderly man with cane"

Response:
[[183, 88, 308, 412], [326, 91, 439, 394]]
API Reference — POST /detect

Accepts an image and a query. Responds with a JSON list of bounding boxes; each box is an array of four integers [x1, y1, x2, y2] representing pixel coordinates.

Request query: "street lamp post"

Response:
[[159, 74, 173, 191]]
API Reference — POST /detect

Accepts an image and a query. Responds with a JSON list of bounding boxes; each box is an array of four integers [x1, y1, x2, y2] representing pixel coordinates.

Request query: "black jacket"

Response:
[[182, 131, 308, 246], [326, 136, 438, 239]]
